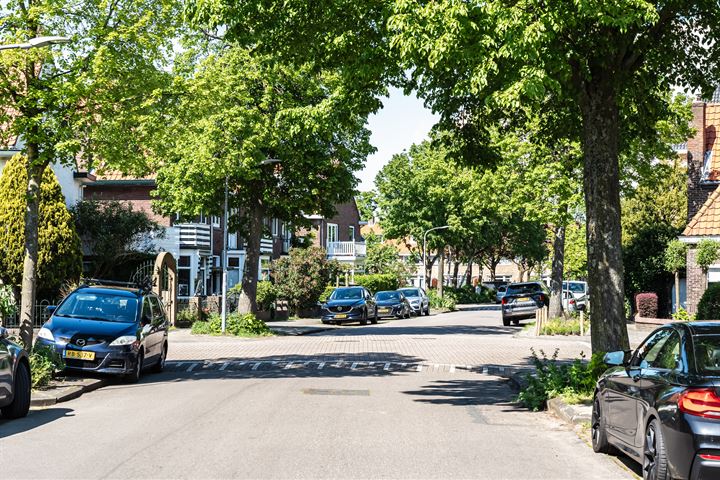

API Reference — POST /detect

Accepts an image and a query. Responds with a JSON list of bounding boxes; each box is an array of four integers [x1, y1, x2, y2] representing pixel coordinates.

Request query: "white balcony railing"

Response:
[[327, 241, 366, 257], [178, 223, 211, 249], [260, 237, 274, 253]]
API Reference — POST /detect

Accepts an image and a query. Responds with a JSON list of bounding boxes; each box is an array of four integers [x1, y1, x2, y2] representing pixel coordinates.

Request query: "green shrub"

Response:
[[191, 312, 272, 337], [256, 281, 278, 311], [319, 285, 336, 303], [443, 285, 493, 304], [539, 317, 589, 336], [697, 283, 720, 320], [672, 307, 696, 322], [517, 349, 607, 411], [29, 345, 64, 389], [427, 289, 457, 310], [273, 247, 341, 313], [176, 308, 200, 326], [0, 284, 17, 322], [353, 273, 398, 293]]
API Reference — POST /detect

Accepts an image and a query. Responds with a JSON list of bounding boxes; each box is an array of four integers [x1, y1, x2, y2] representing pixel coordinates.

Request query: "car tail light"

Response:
[[700, 454, 720, 461], [501, 297, 508, 305], [679, 389, 720, 418], [569, 299, 576, 305]]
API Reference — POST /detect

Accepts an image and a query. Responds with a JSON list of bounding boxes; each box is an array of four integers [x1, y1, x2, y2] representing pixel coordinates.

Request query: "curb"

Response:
[[31, 377, 109, 407]]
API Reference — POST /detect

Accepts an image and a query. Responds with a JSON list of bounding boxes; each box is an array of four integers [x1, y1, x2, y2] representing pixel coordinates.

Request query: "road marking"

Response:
[[367, 362, 374, 367], [284, 362, 295, 369], [351, 362, 359, 370], [416, 364, 423, 372], [219, 362, 229, 371], [251, 362, 263, 370], [235, 361, 247, 369], [482, 366, 488, 374], [317, 362, 325, 370], [449, 364, 456, 373], [400, 363, 407, 369], [333, 360, 344, 368], [186, 363, 199, 372], [383, 362, 391, 371]]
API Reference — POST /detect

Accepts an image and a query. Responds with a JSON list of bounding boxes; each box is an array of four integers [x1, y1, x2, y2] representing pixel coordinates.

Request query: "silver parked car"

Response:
[[398, 287, 430, 316], [0, 326, 31, 419], [501, 282, 549, 326]]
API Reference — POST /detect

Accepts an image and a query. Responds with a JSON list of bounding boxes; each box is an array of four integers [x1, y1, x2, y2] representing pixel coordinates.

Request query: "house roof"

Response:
[[90, 170, 156, 184], [711, 86, 720, 104], [683, 185, 720, 236], [703, 104, 720, 181]]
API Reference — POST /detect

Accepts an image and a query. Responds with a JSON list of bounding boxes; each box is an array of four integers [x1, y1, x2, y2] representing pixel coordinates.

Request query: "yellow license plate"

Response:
[[518, 297, 530, 302], [335, 314, 347, 319], [379, 308, 390, 313], [64, 349, 95, 361]]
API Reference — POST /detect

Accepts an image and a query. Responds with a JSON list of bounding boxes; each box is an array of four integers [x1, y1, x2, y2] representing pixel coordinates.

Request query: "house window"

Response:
[[260, 257, 271, 281], [327, 223, 338, 244], [348, 226, 355, 242], [211, 215, 221, 227], [703, 150, 713, 180], [228, 232, 238, 250], [228, 256, 240, 268], [272, 218, 280, 237], [709, 267, 720, 283], [178, 255, 191, 297]]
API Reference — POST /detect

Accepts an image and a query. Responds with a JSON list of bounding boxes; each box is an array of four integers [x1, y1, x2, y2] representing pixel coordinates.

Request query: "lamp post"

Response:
[[0, 36, 71, 51], [422, 225, 449, 290], [221, 157, 281, 332]]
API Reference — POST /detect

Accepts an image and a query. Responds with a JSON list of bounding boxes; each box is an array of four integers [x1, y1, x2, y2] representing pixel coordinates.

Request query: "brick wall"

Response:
[[323, 201, 363, 244], [688, 102, 716, 221], [686, 247, 705, 314], [83, 184, 171, 227]]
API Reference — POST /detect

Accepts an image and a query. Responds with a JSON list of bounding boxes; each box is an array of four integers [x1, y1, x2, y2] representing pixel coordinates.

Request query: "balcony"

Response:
[[260, 237, 274, 254], [327, 241, 366, 258], [178, 223, 211, 249]]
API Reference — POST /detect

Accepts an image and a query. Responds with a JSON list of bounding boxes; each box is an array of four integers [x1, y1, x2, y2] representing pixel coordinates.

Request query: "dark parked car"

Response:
[[374, 291, 412, 319], [500, 282, 549, 326], [320, 286, 378, 325], [35, 283, 169, 383], [398, 287, 430, 316], [0, 326, 31, 419], [592, 322, 720, 480]]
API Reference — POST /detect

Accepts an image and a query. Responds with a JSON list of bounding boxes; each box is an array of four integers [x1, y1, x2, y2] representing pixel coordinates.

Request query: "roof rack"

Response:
[[80, 277, 154, 294]]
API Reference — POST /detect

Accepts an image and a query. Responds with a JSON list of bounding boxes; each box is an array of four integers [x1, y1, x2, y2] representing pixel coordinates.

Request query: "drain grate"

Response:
[[302, 388, 370, 396]]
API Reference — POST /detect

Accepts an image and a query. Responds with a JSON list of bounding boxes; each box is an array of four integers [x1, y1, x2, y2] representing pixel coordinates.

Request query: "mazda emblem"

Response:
[[336, 307, 342, 312], [76, 339, 86, 346]]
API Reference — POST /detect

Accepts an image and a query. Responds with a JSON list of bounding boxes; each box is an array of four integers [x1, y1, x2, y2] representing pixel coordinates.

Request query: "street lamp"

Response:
[[220, 157, 282, 333], [0, 36, 71, 51], [422, 225, 450, 289]]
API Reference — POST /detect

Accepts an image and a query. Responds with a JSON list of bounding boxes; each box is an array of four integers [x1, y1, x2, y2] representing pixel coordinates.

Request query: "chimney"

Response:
[[688, 101, 711, 221]]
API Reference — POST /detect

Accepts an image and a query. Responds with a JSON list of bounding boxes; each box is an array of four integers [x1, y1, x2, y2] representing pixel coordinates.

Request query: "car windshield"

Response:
[[564, 282, 586, 293], [54, 292, 138, 323], [376, 292, 400, 301], [693, 335, 720, 375], [506, 283, 542, 296], [330, 288, 364, 300], [400, 289, 420, 297]]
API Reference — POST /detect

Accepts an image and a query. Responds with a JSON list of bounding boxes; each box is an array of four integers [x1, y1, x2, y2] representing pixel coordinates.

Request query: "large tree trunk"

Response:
[[580, 84, 630, 353], [19, 153, 43, 348], [452, 260, 460, 288], [237, 198, 263, 315], [464, 260, 473, 287], [425, 254, 436, 289], [548, 224, 566, 319]]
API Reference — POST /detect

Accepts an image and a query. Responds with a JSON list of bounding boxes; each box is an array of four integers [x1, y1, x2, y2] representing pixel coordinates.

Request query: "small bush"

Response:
[[29, 345, 64, 389], [443, 285, 493, 304], [517, 349, 607, 411], [635, 292, 658, 318], [319, 285, 336, 303], [256, 281, 278, 311], [191, 313, 272, 337], [539, 317, 588, 336], [427, 289, 457, 311], [176, 308, 200, 326], [697, 283, 720, 320], [672, 307, 696, 322], [353, 273, 398, 293]]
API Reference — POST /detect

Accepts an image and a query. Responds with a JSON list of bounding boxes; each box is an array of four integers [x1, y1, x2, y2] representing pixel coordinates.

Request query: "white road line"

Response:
[[186, 363, 199, 372], [251, 362, 263, 370], [351, 362, 359, 370], [400, 363, 407, 369], [333, 360, 343, 368], [219, 362, 229, 371], [284, 362, 295, 369], [235, 361, 247, 369], [303, 361, 311, 368], [482, 367, 488, 374], [449, 364, 456, 373], [317, 362, 325, 370], [416, 364, 423, 372], [366, 362, 374, 367], [383, 362, 391, 371]]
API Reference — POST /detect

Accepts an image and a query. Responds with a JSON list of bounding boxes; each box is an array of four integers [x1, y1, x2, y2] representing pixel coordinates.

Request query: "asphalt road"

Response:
[[1, 310, 634, 479]]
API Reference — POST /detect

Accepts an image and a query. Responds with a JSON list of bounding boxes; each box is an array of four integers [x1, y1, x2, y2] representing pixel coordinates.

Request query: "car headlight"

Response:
[[109, 335, 138, 346], [37, 327, 54, 342]]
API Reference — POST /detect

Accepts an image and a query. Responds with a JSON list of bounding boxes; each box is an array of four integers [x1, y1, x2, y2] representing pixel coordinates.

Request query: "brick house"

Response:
[[680, 87, 720, 314]]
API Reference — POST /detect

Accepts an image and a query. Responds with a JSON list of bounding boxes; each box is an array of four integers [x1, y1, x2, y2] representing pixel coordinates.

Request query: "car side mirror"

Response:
[[0, 326, 8, 339], [604, 350, 630, 366], [46, 305, 57, 314]]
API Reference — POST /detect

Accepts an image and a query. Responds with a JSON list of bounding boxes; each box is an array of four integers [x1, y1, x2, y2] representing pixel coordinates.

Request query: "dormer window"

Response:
[[702, 150, 713, 181]]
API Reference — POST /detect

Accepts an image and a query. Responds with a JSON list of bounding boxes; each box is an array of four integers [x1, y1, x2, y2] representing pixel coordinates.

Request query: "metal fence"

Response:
[[2, 299, 56, 328]]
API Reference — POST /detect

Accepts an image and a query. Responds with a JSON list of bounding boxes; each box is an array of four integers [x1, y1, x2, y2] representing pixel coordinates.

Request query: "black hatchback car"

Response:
[[500, 282, 549, 326], [592, 322, 720, 480], [374, 291, 412, 319], [35, 284, 169, 383], [320, 286, 378, 325], [0, 326, 31, 419]]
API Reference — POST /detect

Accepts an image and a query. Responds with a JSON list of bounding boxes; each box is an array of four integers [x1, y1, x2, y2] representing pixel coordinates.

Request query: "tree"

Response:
[[272, 247, 341, 315], [70, 201, 164, 279], [153, 47, 372, 314], [356, 191, 378, 223], [0, 0, 178, 346], [0, 155, 81, 302], [665, 240, 688, 314], [388, 1, 716, 352], [364, 232, 415, 285]]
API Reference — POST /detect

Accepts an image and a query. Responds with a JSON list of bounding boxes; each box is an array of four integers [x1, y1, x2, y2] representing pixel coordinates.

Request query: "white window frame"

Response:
[[327, 223, 339, 244], [272, 218, 280, 237], [348, 226, 355, 242], [211, 215, 221, 227]]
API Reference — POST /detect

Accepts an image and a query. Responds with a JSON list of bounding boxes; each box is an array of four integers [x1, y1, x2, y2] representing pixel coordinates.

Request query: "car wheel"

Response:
[[502, 315, 510, 326], [1, 361, 31, 419], [513, 318, 520, 326], [360, 310, 368, 326], [644, 418, 670, 480], [371, 310, 378, 324], [151, 343, 167, 373], [424, 306, 430, 316], [591, 396, 614, 454], [125, 350, 144, 383]]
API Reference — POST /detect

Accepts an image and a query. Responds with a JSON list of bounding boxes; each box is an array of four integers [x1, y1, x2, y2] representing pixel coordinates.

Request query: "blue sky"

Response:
[[358, 87, 439, 191]]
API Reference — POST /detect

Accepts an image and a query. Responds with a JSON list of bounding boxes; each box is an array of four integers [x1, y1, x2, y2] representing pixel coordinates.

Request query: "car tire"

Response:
[[513, 318, 520, 326], [125, 350, 144, 383], [360, 310, 368, 326], [424, 306, 430, 316], [644, 418, 670, 480], [502, 315, 510, 326], [371, 311, 378, 324], [1, 361, 31, 419], [151, 343, 167, 373], [591, 396, 615, 454]]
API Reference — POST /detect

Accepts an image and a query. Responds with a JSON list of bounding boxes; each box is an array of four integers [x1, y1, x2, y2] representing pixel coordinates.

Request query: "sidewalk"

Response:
[[516, 321, 656, 349]]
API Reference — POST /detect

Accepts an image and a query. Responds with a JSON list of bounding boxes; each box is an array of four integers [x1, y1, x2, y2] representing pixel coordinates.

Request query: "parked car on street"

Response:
[[562, 291, 587, 313], [592, 322, 720, 480], [563, 280, 588, 299], [500, 282, 549, 326], [35, 283, 169, 383], [374, 291, 412, 319], [0, 326, 31, 419], [495, 285, 508, 304], [320, 286, 378, 325], [398, 287, 430, 316]]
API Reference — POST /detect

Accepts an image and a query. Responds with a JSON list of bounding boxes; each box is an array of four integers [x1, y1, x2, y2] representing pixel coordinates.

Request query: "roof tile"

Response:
[[684, 185, 720, 236]]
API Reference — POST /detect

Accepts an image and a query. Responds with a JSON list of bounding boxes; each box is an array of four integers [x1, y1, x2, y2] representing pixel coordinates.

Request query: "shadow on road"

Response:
[[403, 378, 523, 407], [0, 407, 75, 438], [321, 324, 522, 337]]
